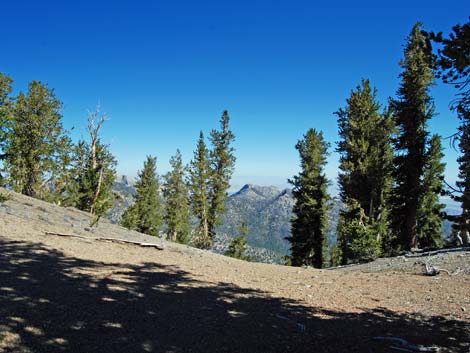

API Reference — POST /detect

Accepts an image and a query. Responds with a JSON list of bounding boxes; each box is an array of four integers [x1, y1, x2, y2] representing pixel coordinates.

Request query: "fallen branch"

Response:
[[325, 262, 362, 270], [423, 262, 440, 276], [421, 262, 462, 276], [373, 336, 440, 352], [45, 232, 164, 250], [45, 232, 96, 241]]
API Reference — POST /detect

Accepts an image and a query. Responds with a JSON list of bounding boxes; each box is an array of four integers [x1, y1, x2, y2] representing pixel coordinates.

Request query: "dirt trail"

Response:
[[0, 190, 469, 352]]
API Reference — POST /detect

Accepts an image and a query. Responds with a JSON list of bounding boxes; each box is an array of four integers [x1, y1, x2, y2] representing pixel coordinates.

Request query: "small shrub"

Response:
[[346, 220, 381, 262], [225, 236, 250, 260], [0, 192, 11, 204]]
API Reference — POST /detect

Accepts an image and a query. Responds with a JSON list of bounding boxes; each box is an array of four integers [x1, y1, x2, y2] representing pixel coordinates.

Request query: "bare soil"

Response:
[[0, 189, 469, 352]]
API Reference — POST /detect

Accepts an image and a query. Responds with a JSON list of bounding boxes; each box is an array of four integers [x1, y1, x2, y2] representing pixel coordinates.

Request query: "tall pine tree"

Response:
[[163, 149, 190, 244], [121, 156, 162, 236], [0, 73, 14, 181], [336, 79, 394, 263], [390, 23, 438, 251], [188, 131, 212, 248], [3, 80, 71, 198], [430, 20, 470, 245], [452, 115, 470, 245], [207, 110, 236, 243], [288, 129, 329, 268]]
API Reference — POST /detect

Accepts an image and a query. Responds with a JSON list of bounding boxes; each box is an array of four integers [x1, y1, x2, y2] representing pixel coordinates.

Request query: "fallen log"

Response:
[[45, 232, 164, 250]]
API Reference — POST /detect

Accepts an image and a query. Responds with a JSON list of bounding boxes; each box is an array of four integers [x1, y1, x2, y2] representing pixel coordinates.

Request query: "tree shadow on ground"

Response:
[[0, 238, 468, 353]]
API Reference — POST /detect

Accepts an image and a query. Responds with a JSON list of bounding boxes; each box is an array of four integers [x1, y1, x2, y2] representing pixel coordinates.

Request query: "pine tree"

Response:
[[0, 73, 13, 140], [339, 199, 382, 262], [417, 134, 445, 248], [288, 129, 329, 268], [390, 23, 437, 251], [0, 73, 14, 182], [238, 219, 249, 238], [224, 236, 249, 260], [163, 149, 190, 244], [429, 20, 470, 245], [452, 115, 470, 245], [121, 156, 162, 236], [225, 219, 251, 260], [3, 80, 71, 198], [208, 110, 236, 242], [188, 131, 212, 248], [45, 142, 74, 205], [335, 79, 394, 263]]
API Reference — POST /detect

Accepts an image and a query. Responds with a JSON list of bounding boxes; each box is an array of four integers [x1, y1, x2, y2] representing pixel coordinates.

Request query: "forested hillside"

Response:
[[109, 179, 455, 263]]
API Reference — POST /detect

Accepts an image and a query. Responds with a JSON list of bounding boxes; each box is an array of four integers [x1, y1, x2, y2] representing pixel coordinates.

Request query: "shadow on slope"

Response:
[[0, 238, 468, 353]]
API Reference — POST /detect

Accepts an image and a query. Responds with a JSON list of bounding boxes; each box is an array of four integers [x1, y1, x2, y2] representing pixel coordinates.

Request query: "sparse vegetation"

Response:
[[1, 13, 470, 353]]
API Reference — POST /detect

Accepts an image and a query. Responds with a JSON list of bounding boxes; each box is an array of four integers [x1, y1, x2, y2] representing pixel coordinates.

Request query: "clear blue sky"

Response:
[[1, 1, 468, 191]]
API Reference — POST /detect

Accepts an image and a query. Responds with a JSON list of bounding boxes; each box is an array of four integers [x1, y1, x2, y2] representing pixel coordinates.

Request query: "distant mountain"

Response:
[[107, 176, 136, 224], [216, 184, 294, 256], [117, 174, 136, 187]]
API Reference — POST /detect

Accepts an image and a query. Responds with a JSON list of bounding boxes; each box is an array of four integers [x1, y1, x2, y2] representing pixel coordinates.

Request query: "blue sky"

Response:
[[1, 1, 468, 191]]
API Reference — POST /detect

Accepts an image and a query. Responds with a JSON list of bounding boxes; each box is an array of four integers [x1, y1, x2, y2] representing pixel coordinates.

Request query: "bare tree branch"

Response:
[[87, 105, 108, 170], [443, 178, 463, 194]]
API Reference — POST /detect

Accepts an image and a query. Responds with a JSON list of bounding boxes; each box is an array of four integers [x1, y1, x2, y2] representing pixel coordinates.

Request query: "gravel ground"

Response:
[[332, 251, 470, 275], [0, 189, 469, 353]]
